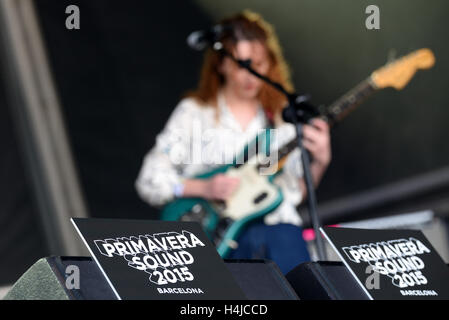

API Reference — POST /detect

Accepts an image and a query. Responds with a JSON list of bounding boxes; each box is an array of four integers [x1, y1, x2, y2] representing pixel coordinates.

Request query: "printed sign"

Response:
[[321, 227, 449, 300], [71, 218, 246, 300]]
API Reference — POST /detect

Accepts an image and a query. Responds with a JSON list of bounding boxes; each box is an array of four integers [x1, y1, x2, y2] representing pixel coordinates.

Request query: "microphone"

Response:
[[187, 24, 230, 51], [282, 94, 320, 124]]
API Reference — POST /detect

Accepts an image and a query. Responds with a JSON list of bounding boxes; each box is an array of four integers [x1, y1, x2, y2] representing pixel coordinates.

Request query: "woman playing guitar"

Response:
[[136, 10, 331, 274]]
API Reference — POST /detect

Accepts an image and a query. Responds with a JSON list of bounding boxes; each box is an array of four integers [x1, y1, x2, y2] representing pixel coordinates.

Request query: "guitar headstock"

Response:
[[371, 48, 435, 90]]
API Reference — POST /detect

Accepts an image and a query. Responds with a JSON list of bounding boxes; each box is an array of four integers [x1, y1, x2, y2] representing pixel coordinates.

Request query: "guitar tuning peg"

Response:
[[387, 49, 397, 64]]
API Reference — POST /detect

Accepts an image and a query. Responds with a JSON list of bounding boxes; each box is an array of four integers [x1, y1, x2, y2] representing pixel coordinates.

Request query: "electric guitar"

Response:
[[160, 48, 435, 258]]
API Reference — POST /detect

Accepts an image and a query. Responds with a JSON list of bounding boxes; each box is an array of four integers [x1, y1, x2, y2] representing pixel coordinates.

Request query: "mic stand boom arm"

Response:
[[212, 43, 327, 261]]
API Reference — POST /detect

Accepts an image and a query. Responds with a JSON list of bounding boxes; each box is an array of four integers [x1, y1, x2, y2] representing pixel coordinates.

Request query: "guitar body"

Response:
[[160, 162, 284, 258]]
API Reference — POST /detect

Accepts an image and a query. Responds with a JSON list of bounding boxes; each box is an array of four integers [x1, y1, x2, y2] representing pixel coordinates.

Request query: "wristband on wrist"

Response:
[[173, 182, 185, 198]]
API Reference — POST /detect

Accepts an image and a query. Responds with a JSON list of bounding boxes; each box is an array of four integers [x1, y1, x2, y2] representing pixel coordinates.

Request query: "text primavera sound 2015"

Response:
[[343, 237, 432, 288], [94, 231, 206, 286]]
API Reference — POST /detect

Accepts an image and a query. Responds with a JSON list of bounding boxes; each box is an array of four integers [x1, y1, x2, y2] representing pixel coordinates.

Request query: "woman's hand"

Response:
[[301, 118, 332, 189], [303, 118, 332, 169], [183, 174, 240, 201], [204, 174, 240, 201]]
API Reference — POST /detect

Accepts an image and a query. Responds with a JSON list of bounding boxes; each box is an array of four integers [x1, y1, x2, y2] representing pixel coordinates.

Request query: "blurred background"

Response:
[[0, 0, 448, 289]]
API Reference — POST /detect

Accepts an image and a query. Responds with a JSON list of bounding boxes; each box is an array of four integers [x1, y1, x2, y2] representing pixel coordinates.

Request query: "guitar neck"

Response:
[[322, 77, 378, 127], [270, 46, 436, 169], [272, 76, 379, 165]]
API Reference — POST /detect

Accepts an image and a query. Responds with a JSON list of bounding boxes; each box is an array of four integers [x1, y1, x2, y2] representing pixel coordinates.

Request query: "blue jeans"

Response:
[[228, 222, 311, 274]]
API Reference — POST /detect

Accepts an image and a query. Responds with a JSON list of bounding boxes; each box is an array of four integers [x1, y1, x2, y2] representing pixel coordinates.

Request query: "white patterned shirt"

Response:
[[136, 93, 304, 226]]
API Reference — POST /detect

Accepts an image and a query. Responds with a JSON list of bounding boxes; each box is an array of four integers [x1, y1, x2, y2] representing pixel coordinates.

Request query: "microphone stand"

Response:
[[212, 42, 328, 261]]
